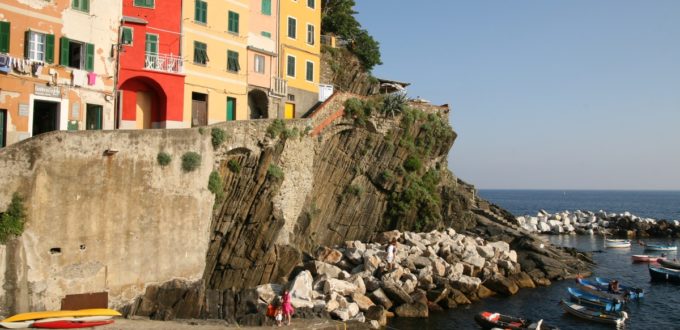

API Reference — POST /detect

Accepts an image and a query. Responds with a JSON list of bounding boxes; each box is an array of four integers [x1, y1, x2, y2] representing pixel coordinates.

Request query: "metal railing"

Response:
[[271, 76, 287, 97], [145, 52, 183, 74]]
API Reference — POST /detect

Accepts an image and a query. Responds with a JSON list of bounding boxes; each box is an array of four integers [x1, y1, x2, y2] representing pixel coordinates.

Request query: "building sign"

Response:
[[34, 84, 61, 98], [18, 104, 29, 117]]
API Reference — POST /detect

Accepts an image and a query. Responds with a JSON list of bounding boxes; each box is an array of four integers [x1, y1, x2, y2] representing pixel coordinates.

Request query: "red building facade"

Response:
[[117, 0, 184, 129]]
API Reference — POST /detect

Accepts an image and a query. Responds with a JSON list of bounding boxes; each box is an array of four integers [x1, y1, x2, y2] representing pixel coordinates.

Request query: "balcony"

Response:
[[271, 76, 287, 97], [145, 52, 183, 74]]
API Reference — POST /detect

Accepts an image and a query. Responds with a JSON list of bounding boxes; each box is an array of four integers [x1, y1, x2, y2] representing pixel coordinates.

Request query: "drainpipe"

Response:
[[113, 16, 122, 130]]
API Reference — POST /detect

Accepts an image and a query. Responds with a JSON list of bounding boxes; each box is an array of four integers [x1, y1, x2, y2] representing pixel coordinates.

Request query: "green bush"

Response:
[[344, 184, 363, 197], [181, 152, 202, 172], [266, 119, 286, 139], [267, 164, 284, 181], [381, 92, 408, 117], [208, 171, 224, 203], [0, 193, 26, 243], [403, 155, 421, 172], [227, 159, 241, 173], [198, 127, 205, 135], [157, 152, 172, 167], [211, 128, 228, 148]]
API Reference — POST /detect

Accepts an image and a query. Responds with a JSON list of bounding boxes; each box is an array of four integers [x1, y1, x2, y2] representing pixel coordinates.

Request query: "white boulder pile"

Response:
[[516, 209, 666, 236], [249, 228, 540, 327]]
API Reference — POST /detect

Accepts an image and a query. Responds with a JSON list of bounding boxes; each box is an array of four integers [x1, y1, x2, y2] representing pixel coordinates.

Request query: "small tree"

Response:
[[0, 193, 27, 243], [181, 152, 202, 172]]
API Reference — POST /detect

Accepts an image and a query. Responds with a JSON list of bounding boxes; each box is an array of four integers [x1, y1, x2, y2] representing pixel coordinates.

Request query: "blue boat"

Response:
[[576, 278, 644, 300], [560, 300, 628, 326], [567, 287, 623, 312], [644, 244, 677, 252], [649, 266, 680, 284]]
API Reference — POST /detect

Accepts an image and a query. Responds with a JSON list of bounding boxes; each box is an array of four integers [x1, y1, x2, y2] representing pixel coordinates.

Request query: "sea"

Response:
[[389, 190, 680, 330]]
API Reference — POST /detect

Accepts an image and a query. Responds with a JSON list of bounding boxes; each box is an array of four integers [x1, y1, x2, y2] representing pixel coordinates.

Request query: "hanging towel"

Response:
[[33, 62, 44, 76], [87, 72, 97, 85], [72, 69, 88, 87], [0, 54, 9, 73]]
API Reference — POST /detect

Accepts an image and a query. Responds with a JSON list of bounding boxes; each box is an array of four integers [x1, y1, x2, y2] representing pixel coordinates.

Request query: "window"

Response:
[[286, 55, 295, 77], [195, 0, 207, 24], [228, 11, 239, 34], [145, 34, 158, 54], [121, 27, 133, 45], [0, 21, 10, 53], [261, 31, 271, 38], [86, 104, 102, 130], [261, 0, 271, 15], [60, 37, 94, 71], [254, 54, 265, 74], [306, 24, 314, 45], [307, 0, 315, 9], [287, 17, 296, 39], [227, 50, 239, 72], [306, 61, 313, 82], [71, 0, 89, 12], [193, 41, 208, 65], [26, 31, 55, 63], [134, 0, 154, 8]]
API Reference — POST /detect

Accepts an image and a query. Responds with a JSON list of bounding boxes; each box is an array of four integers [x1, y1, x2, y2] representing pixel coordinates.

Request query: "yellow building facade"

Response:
[[182, 0, 249, 125], [279, 0, 320, 118]]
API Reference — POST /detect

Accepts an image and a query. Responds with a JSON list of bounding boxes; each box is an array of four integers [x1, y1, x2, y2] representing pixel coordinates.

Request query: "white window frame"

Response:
[[286, 54, 296, 78], [306, 24, 315, 45], [287, 16, 297, 40], [28, 31, 47, 62], [254, 54, 265, 74], [305, 60, 314, 82]]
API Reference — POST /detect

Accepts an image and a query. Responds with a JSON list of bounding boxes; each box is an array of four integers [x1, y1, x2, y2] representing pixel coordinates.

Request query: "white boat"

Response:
[[605, 239, 631, 248], [0, 321, 34, 329]]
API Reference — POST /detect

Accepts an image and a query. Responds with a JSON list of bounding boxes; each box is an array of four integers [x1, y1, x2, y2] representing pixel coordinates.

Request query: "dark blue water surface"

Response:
[[389, 190, 680, 330]]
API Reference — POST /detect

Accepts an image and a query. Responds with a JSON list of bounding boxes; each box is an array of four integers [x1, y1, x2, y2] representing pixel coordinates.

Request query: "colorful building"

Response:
[[117, 0, 185, 129], [182, 0, 249, 126], [279, 0, 320, 118], [247, 0, 286, 119], [0, 0, 120, 147]]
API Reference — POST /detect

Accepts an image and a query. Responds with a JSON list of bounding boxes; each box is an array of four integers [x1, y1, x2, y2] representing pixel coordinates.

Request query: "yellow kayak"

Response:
[[2, 309, 121, 323]]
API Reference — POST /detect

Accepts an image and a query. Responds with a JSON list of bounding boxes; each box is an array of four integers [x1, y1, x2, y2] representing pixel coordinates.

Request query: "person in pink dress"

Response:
[[281, 289, 294, 325]]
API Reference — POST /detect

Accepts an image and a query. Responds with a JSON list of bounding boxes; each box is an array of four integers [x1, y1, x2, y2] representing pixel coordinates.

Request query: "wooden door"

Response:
[[192, 100, 207, 127], [0, 109, 6, 147], [284, 102, 295, 119], [136, 91, 152, 129], [86, 104, 102, 130]]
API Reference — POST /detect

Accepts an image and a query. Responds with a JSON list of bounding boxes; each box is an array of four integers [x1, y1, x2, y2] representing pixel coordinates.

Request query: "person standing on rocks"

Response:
[[281, 289, 294, 326], [386, 238, 398, 271]]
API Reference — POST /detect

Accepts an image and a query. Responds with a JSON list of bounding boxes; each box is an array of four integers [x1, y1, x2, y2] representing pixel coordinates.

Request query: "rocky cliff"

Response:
[[0, 92, 591, 320]]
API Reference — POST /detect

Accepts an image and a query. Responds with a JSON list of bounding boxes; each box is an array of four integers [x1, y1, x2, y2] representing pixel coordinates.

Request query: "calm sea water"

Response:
[[389, 190, 680, 330]]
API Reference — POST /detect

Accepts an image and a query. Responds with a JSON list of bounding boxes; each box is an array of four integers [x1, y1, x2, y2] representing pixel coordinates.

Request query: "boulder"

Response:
[[351, 292, 375, 311], [365, 305, 387, 326], [382, 281, 413, 305], [509, 272, 536, 289], [347, 274, 366, 295], [487, 241, 510, 253], [347, 302, 360, 318], [345, 248, 364, 265], [375, 230, 401, 244], [315, 246, 344, 264], [364, 255, 382, 274], [449, 275, 481, 293], [289, 271, 313, 301], [305, 261, 342, 279], [463, 254, 486, 269], [369, 320, 381, 329], [432, 259, 446, 277], [476, 245, 495, 259], [364, 276, 381, 292], [323, 279, 358, 296], [484, 275, 519, 295], [476, 284, 495, 299], [426, 287, 449, 303], [254, 283, 282, 304], [394, 302, 428, 318], [368, 288, 393, 310], [331, 308, 350, 321]]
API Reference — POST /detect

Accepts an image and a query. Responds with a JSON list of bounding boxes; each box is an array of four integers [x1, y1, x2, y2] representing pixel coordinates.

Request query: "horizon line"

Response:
[[478, 188, 680, 192]]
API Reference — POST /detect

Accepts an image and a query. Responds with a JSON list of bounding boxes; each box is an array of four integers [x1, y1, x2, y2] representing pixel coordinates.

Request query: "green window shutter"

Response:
[[261, 31, 271, 38], [228, 11, 239, 34], [288, 18, 296, 39], [24, 30, 30, 59], [59, 37, 70, 65], [195, 1, 207, 23], [306, 61, 313, 81], [0, 21, 10, 53], [72, 0, 79, 10], [261, 0, 271, 15], [121, 27, 133, 45], [85, 43, 94, 71], [82, 0, 89, 12], [287, 56, 295, 77], [45, 34, 55, 63], [227, 50, 239, 72]]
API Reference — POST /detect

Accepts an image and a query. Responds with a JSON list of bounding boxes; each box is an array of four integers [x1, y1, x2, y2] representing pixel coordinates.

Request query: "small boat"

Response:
[[632, 255, 667, 263], [473, 311, 559, 330], [2, 309, 121, 323], [604, 239, 631, 248], [644, 244, 677, 251], [32, 319, 114, 329], [576, 278, 644, 300], [576, 284, 628, 302], [658, 259, 680, 270], [560, 300, 628, 326], [567, 287, 623, 312], [0, 321, 34, 329], [649, 266, 680, 283], [594, 277, 645, 299]]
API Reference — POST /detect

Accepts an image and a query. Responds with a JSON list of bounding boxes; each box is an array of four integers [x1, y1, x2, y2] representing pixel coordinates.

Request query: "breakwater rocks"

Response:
[[517, 210, 680, 238], [214, 228, 586, 327]]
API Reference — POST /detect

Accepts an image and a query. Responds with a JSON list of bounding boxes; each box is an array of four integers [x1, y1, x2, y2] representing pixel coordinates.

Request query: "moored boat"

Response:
[[576, 278, 644, 300], [649, 266, 680, 283], [473, 311, 559, 330], [31, 319, 114, 329], [594, 277, 645, 299], [0, 321, 34, 329], [644, 244, 677, 252], [576, 283, 628, 302], [632, 255, 667, 263], [1, 309, 121, 323], [560, 300, 628, 326], [658, 259, 680, 270], [605, 239, 631, 248], [567, 287, 623, 311]]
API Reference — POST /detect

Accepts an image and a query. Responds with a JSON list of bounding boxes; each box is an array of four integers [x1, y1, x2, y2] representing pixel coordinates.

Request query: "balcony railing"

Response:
[[145, 52, 183, 74], [271, 76, 287, 97]]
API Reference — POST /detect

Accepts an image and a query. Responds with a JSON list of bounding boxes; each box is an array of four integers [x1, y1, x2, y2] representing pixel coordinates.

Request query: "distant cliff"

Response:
[[0, 92, 590, 318]]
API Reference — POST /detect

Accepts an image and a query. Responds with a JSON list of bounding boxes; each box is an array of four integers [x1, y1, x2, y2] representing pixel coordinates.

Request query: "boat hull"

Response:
[[473, 311, 559, 330], [644, 245, 677, 252], [567, 287, 623, 312], [2, 309, 121, 323], [658, 259, 680, 270], [560, 300, 627, 326], [605, 239, 631, 248], [649, 266, 680, 283], [32, 320, 114, 329]]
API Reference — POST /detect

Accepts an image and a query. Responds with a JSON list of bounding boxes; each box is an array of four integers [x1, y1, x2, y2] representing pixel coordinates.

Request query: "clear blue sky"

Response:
[[354, 1, 680, 190]]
